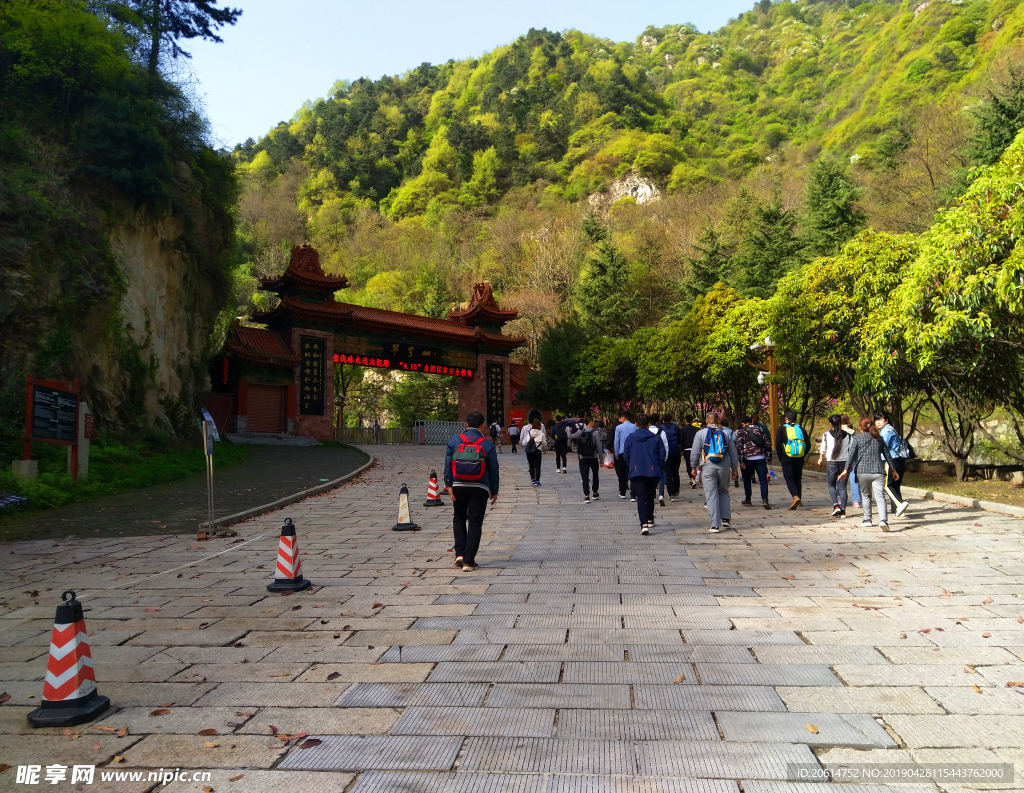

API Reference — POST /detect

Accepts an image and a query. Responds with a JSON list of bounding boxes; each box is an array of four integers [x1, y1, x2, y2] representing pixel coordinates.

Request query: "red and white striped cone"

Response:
[[267, 518, 312, 592], [392, 483, 420, 531], [424, 469, 445, 507], [28, 590, 110, 728]]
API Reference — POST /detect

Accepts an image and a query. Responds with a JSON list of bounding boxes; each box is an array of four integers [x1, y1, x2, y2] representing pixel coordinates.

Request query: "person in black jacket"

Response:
[[775, 410, 809, 509]]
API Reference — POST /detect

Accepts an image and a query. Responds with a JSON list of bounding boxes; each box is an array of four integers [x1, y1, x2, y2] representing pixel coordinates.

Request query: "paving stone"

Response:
[[391, 706, 555, 737], [635, 740, 817, 779], [122, 733, 287, 768], [350, 770, 545, 792], [278, 734, 463, 770], [239, 706, 401, 735], [193, 682, 350, 707], [696, 663, 841, 686], [336, 682, 489, 707], [884, 714, 1024, 748], [427, 661, 560, 683], [777, 686, 944, 714], [556, 709, 720, 740], [162, 770, 355, 793], [717, 712, 896, 748], [632, 684, 787, 712], [459, 737, 636, 774]]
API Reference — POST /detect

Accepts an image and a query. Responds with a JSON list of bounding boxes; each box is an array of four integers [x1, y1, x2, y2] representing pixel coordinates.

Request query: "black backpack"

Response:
[[576, 429, 596, 457]]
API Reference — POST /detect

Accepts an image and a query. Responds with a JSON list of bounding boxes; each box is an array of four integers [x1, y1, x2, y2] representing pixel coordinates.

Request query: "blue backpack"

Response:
[[702, 428, 726, 464]]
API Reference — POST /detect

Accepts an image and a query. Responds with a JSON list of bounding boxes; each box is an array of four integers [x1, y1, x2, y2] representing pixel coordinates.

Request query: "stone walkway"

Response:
[[1, 444, 1023, 792]]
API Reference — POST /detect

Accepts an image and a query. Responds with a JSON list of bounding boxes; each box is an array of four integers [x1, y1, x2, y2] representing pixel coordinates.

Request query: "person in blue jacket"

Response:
[[623, 414, 668, 535], [443, 410, 499, 572]]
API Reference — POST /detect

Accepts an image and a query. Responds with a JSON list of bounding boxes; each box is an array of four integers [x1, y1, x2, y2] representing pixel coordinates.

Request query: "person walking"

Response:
[[551, 416, 569, 474], [776, 410, 809, 510], [614, 410, 637, 501], [443, 411, 499, 571], [818, 413, 851, 517], [521, 417, 547, 486], [489, 420, 503, 454], [736, 415, 772, 509], [690, 412, 739, 533], [839, 417, 895, 531], [568, 416, 603, 503], [681, 415, 699, 490], [875, 411, 911, 517], [508, 421, 520, 454], [660, 414, 682, 502], [623, 414, 667, 534]]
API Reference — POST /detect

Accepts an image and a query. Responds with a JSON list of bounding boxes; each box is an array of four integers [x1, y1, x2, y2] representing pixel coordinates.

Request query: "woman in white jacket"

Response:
[[521, 418, 548, 486], [817, 413, 851, 517]]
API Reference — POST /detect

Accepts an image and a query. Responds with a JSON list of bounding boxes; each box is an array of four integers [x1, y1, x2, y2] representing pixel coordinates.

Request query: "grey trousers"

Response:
[[858, 471, 887, 523], [701, 465, 732, 527]]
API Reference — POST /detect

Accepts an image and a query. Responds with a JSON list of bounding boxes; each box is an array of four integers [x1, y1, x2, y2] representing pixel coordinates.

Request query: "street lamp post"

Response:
[[748, 336, 781, 443]]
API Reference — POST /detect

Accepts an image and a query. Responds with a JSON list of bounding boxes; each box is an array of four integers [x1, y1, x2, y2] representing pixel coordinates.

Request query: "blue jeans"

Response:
[[741, 458, 769, 502]]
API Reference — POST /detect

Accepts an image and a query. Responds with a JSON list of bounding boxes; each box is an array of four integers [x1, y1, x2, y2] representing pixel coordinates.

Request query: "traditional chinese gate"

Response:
[[217, 245, 525, 440]]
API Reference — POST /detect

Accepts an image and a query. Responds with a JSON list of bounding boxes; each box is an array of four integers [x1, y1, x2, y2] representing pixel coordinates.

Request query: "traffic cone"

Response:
[[267, 518, 312, 592], [28, 590, 110, 728], [392, 483, 420, 531], [424, 470, 445, 507]]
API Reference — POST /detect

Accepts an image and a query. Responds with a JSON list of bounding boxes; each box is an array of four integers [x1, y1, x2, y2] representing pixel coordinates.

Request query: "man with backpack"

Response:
[[689, 412, 739, 534], [568, 416, 603, 503], [776, 410, 808, 510], [680, 415, 699, 490], [551, 416, 570, 474], [623, 414, 667, 534], [736, 415, 772, 509], [443, 411, 499, 572]]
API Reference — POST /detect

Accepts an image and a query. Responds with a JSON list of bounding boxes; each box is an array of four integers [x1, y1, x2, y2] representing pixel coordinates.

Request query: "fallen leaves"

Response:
[[806, 724, 819, 734]]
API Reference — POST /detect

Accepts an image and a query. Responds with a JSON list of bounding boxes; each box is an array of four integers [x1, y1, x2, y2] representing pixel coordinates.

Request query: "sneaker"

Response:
[[895, 501, 910, 518], [880, 522, 890, 532], [640, 524, 650, 535], [860, 520, 873, 528], [788, 496, 801, 510], [454, 556, 464, 566], [583, 496, 590, 503], [618, 493, 627, 499], [708, 526, 720, 534], [741, 500, 752, 507], [763, 500, 772, 510], [722, 519, 732, 529], [831, 506, 842, 517], [659, 495, 665, 506]]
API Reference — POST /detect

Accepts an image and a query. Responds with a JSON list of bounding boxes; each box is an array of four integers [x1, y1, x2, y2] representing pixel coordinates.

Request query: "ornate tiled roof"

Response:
[[448, 282, 518, 325], [260, 244, 349, 294], [252, 297, 526, 351], [226, 324, 298, 367]]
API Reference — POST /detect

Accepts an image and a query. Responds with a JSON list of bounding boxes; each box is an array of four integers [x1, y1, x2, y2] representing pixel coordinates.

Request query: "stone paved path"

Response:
[[1, 444, 1023, 792]]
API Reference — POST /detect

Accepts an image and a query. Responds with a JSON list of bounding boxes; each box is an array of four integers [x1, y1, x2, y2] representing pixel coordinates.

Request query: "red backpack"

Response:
[[451, 434, 488, 482]]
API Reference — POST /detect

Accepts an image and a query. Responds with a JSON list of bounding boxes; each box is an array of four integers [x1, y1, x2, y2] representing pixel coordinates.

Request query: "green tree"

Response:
[[731, 199, 804, 299], [801, 158, 866, 257]]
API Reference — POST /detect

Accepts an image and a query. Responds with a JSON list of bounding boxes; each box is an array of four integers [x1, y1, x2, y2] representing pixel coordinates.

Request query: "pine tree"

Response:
[[802, 158, 866, 257], [733, 200, 804, 300]]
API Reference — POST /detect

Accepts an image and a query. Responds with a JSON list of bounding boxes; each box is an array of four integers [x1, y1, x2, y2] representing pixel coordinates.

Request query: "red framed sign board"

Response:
[[24, 375, 81, 479]]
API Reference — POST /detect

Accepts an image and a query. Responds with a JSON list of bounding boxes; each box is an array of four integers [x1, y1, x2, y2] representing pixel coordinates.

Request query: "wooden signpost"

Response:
[[23, 375, 81, 481]]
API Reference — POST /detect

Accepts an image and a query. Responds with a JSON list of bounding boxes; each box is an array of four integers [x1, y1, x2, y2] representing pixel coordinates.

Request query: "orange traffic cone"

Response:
[[393, 483, 420, 531], [267, 518, 312, 592], [424, 469, 445, 507], [28, 590, 110, 727]]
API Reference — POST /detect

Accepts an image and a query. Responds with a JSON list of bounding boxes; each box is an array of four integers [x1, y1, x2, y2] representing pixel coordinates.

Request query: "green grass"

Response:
[[0, 432, 249, 519]]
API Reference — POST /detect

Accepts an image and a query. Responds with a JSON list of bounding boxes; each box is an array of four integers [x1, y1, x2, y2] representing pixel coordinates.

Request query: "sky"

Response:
[[186, 0, 755, 149]]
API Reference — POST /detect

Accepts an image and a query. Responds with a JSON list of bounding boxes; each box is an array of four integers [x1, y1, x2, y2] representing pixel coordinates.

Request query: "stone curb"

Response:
[[803, 468, 1024, 519], [199, 448, 375, 530]]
